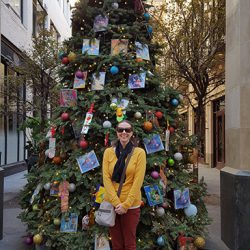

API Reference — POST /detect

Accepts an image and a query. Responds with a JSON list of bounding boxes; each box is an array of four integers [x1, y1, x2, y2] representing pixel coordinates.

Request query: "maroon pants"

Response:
[[109, 208, 140, 250]]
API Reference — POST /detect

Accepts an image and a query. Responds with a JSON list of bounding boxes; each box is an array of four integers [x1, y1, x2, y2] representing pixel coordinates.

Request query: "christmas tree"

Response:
[[19, 0, 210, 249]]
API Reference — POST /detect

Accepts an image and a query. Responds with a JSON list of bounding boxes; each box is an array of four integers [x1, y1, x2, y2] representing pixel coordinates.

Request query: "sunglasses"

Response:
[[116, 127, 133, 133]]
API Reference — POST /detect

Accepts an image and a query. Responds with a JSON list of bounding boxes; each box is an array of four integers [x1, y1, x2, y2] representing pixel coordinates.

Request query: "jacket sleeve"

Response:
[[102, 148, 121, 207], [121, 149, 146, 210]]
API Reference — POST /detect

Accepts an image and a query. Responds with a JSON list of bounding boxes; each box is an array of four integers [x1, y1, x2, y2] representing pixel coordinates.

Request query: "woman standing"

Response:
[[102, 120, 146, 250]]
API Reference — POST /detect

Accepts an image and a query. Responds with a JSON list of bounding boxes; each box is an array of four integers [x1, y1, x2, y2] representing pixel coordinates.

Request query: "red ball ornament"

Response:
[[61, 112, 69, 121], [61, 57, 69, 65], [155, 111, 163, 119], [168, 126, 175, 134], [79, 139, 88, 149], [140, 200, 145, 207]]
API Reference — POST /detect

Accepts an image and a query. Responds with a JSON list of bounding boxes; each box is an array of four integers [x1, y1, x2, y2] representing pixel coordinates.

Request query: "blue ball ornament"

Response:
[[184, 204, 198, 217], [58, 51, 66, 59], [156, 236, 165, 246], [170, 98, 179, 107], [110, 66, 119, 75], [147, 25, 153, 34], [143, 12, 150, 21]]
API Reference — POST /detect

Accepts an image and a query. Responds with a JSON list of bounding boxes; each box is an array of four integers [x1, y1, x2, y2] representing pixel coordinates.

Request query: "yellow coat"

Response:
[[102, 147, 146, 210]]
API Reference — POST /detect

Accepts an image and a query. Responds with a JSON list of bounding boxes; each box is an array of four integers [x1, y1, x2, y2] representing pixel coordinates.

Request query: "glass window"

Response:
[[8, 0, 22, 17], [33, 0, 47, 37], [0, 63, 6, 165]]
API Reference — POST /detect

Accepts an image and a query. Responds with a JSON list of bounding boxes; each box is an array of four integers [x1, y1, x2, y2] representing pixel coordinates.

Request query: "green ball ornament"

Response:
[[168, 158, 175, 166], [110, 103, 117, 110], [32, 204, 39, 211], [53, 218, 61, 226]]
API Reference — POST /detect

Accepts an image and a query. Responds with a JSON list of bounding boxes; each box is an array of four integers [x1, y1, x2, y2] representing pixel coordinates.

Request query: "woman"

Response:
[[102, 120, 146, 250]]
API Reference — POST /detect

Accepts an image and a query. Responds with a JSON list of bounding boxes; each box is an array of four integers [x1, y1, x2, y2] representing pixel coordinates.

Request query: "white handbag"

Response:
[[95, 148, 135, 227], [95, 201, 116, 227]]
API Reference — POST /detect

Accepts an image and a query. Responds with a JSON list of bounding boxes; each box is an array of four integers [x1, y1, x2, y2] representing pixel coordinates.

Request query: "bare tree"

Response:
[[152, 0, 225, 157]]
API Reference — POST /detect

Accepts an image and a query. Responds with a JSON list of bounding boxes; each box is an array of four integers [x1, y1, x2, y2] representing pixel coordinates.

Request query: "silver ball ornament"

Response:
[[156, 207, 165, 216], [184, 204, 198, 217], [68, 183, 76, 192], [134, 112, 142, 119], [103, 120, 112, 128], [174, 152, 183, 161], [43, 183, 51, 190], [112, 2, 119, 9]]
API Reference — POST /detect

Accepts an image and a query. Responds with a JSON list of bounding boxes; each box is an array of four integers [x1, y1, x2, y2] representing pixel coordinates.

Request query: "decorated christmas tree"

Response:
[[19, 0, 210, 249]]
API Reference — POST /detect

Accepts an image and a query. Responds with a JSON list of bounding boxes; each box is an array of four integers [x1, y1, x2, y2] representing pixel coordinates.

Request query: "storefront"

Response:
[[0, 36, 26, 166]]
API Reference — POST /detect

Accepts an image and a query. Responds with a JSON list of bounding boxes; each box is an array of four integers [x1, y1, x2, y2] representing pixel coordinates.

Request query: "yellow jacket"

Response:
[[102, 146, 146, 210]]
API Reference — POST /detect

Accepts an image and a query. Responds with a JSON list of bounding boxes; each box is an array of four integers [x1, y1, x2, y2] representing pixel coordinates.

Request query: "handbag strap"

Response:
[[117, 147, 135, 197]]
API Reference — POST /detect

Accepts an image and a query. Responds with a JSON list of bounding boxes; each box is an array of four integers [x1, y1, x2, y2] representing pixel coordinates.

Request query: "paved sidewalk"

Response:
[[199, 165, 229, 250], [0, 167, 230, 250]]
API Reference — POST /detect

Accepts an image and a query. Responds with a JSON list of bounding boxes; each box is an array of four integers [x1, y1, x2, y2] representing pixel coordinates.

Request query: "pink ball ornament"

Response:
[[61, 112, 69, 121], [75, 70, 83, 79], [151, 171, 159, 179], [24, 235, 33, 245], [161, 202, 169, 209]]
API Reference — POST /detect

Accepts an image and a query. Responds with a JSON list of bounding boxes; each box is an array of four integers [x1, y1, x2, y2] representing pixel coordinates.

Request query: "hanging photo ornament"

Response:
[[103, 120, 112, 128], [68, 183, 76, 192], [156, 207, 165, 216], [134, 111, 142, 119], [174, 152, 183, 161], [82, 215, 89, 230], [112, 2, 119, 9]]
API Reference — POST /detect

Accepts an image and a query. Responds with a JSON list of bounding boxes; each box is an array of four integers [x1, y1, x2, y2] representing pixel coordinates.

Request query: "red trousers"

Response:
[[109, 208, 140, 250]]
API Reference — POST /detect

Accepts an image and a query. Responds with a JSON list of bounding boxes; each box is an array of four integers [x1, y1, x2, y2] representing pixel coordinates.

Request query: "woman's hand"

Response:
[[115, 204, 127, 215]]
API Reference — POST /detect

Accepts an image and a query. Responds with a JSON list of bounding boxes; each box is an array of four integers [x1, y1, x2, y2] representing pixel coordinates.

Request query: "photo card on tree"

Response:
[[73, 71, 87, 89], [82, 39, 100, 56], [76, 150, 100, 174], [60, 213, 78, 233], [111, 39, 129, 55], [94, 234, 111, 250], [60, 89, 77, 107], [144, 184, 163, 206], [143, 134, 164, 154], [135, 41, 150, 61], [128, 72, 146, 89], [91, 72, 106, 90], [174, 188, 191, 209], [93, 15, 109, 32]]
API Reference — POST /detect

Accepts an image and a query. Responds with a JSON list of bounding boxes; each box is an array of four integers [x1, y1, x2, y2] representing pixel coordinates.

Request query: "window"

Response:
[[8, 0, 23, 18], [50, 21, 61, 43], [33, 0, 47, 36]]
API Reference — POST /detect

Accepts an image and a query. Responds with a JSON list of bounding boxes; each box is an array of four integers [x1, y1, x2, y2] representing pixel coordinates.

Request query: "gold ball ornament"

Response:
[[194, 236, 206, 249], [67, 52, 77, 62], [33, 234, 43, 245]]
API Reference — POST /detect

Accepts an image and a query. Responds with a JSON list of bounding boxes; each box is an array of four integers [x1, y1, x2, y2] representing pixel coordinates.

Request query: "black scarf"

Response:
[[111, 141, 133, 183]]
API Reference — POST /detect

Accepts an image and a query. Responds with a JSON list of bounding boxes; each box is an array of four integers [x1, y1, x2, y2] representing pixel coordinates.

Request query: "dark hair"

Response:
[[116, 120, 133, 130], [112, 120, 139, 147]]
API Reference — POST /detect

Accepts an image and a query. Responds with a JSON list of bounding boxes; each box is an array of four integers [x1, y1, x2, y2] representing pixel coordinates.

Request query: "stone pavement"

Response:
[[0, 166, 230, 250]]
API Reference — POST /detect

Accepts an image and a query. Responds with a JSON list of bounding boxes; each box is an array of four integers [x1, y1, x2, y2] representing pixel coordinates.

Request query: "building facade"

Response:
[[0, 0, 72, 166]]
